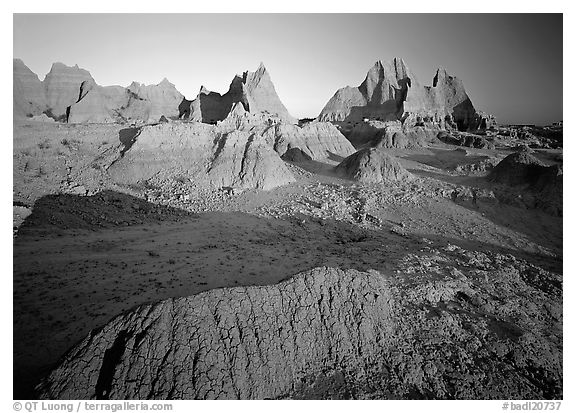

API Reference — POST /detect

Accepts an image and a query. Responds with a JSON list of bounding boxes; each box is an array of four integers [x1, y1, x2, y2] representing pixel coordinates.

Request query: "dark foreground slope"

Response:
[[38, 260, 561, 399]]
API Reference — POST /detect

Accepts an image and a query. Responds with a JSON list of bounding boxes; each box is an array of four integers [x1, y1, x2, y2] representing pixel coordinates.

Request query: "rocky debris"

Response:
[[453, 158, 499, 175], [448, 186, 498, 209], [108, 122, 296, 191], [497, 125, 563, 149], [259, 183, 376, 225], [140, 176, 247, 213], [13, 205, 32, 236], [318, 58, 489, 133], [38, 252, 561, 399], [437, 131, 495, 149], [257, 180, 434, 225], [44, 62, 94, 119], [64, 184, 88, 196], [391, 246, 561, 399], [13, 58, 48, 118], [335, 148, 412, 183], [264, 121, 356, 160], [184, 63, 296, 124]]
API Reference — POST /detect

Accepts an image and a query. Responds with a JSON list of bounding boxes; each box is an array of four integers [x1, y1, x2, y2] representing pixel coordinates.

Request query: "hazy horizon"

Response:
[[14, 14, 563, 124]]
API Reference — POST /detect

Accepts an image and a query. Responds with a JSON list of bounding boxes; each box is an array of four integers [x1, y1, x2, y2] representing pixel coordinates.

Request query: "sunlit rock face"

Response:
[[13, 59, 48, 118], [318, 58, 489, 133], [43, 62, 94, 119]]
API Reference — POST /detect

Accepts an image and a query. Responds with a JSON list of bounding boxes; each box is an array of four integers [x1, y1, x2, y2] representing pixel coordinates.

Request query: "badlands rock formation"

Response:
[[107, 104, 356, 191], [488, 151, 563, 216], [121, 79, 184, 122], [344, 120, 439, 147], [13, 59, 48, 118], [34, 267, 396, 399], [14, 59, 298, 126], [37, 263, 562, 399], [108, 121, 296, 191], [13, 59, 188, 123], [437, 131, 495, 150], [263, 121, 356, 160], [183, 63, 296, 124], [318, 58, 489, 133], [66, 79, 117, 124], [68, 78, 185, 123], [489, 151, 552, 187], [44, 62, 94, 119], [335, 148, 412, 183]]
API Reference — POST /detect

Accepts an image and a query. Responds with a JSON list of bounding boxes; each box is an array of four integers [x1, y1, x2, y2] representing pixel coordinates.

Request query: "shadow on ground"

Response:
[[287, 159, 344, 180], [18, 190, 191, 236]]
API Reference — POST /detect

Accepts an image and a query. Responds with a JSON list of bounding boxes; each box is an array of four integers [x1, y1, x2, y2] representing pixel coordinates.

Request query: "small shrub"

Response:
[[38, 140, 51, 150], [36, 166, 47, 177]]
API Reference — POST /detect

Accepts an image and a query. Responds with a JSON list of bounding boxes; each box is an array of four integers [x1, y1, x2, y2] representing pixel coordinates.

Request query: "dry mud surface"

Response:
[[13, 120, 562, 399]]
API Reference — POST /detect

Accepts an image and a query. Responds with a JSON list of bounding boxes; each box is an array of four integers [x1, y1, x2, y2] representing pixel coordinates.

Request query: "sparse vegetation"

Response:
[[37, 140, 51, 150]]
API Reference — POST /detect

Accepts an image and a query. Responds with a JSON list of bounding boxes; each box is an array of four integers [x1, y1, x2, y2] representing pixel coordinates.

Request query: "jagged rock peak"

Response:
[[13, 58, 48, 118], [13, 58, 30, 69], [43, 62, 94, 118], [318, 57, 485, 131], [242, 62, 270, 87], [13, 58, 42, 80], [364, 58, 411, 80], [46, 62, 90, 76], [185, 63, 296, 124], [432, 68, 459, 87]]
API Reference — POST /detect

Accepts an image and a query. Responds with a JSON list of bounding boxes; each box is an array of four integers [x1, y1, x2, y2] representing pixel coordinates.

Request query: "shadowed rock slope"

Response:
[[488, 151, 563, 216], [335, 148, 412, 183], [183, 63, 296, 124], [37, 261, 561, 399]]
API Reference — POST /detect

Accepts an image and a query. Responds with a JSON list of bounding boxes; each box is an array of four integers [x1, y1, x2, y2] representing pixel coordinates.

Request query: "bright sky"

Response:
[[14, 13, 562, 124]]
